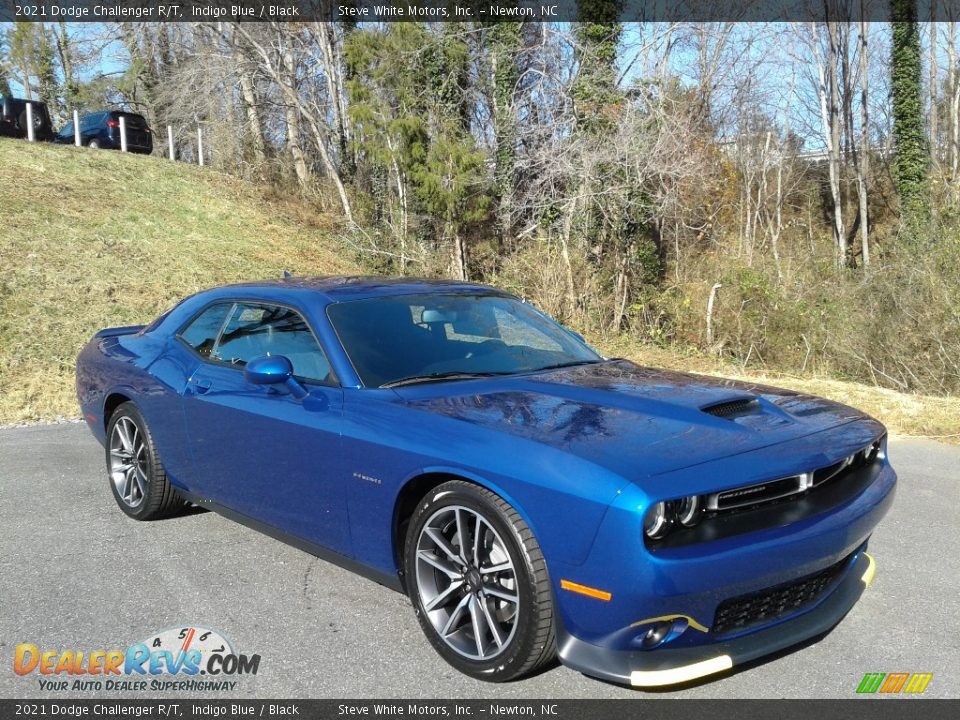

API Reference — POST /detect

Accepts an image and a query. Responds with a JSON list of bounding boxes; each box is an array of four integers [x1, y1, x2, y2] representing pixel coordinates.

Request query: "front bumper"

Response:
[[558, 551, 876, 686]]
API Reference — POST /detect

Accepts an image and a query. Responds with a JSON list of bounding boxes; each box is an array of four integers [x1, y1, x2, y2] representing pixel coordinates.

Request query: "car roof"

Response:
[[204, 276, 510, 304]]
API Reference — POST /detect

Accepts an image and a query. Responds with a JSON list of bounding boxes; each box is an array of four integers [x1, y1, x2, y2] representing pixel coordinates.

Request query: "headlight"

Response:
[[673, 495, 702, 527], [643, 502, 669, 539], [863, 437, 884, 463], [644, 495, 704, 540]]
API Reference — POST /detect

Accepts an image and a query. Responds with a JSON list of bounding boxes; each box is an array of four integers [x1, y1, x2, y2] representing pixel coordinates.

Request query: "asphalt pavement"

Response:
[[0, 423, 957, 699]]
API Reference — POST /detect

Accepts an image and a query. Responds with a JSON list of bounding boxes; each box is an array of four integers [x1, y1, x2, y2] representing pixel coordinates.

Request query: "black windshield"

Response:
[[326, 293, 601, 387]]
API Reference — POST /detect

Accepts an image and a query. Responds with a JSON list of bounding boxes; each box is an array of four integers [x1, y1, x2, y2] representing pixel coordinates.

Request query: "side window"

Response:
[[216, 303, 333, 384], [179, 303, 232, 359]]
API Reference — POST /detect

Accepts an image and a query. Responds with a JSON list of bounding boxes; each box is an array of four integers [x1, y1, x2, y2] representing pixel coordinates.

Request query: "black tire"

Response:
[[105, 402, 186, 520], [88, 138, 101, 149], [17, 109, 45, 137], [404, 480, 555, 682]]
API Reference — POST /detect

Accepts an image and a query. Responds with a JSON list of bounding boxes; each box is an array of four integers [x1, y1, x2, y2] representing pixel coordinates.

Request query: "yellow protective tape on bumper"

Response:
[[629, 614, 710, 633], [630, 655, 734, 687], [861, 552, 876, 587]]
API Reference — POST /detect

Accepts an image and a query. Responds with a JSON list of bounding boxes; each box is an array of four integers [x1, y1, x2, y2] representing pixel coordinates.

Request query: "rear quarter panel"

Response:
[[76, 328, 198, 485]]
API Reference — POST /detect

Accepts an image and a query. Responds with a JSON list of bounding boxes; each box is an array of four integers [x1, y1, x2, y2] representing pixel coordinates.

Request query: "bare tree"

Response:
[[810, 18, 848, 268], [233, 23, 353, 222], [858, 9, 871, 267]]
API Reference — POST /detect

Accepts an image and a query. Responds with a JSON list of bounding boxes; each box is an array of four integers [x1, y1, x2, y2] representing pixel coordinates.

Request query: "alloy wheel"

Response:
[[108, 416, 147, 508], [414, 505, 520, 660]]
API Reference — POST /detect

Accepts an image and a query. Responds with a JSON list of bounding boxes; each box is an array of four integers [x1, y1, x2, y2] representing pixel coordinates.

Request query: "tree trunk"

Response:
[[706, 283, 722, 347], [814, 20, 848, 268], [449, 222, 467, 281], [385, 134, 408, 270], [559, 197, 579, 320], [236, 61, 266, 166], [281, 47, 311, 188], [859, 11, 871, 267], [303, 112, 354, 225], [930, 8, 939, 163], [316, 22, 350, 168], [949, 22, 957, 174], [54, 21, 77, 110], [890, 0, 932, 226], [828, 21, 848, 266], [762, 132, 785, 282]]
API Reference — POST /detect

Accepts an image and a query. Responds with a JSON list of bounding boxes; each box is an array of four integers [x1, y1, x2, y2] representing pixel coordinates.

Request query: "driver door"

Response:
[[179, 300, 350, 555]]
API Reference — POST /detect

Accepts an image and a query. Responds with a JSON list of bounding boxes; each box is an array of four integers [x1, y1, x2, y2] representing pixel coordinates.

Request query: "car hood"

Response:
[[398, 360, 871, 479]]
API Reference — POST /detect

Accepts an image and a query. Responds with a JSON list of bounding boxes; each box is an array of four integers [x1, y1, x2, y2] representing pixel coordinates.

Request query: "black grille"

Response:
[[702, 398, 759, 418], [712, 553, 853, 636]]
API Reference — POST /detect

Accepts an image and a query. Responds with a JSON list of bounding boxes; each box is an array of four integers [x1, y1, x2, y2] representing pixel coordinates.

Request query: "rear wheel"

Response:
[[88, 138, 101, 149], [17, 109, 43, 138], [105, 402, 185, 520], [404, 481, 555, 682]]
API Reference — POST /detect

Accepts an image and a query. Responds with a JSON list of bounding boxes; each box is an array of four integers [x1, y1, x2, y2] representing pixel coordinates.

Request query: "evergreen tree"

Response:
[[890, 0, 931, 226], [346, 23, 488, 278], [572, 1, 623, 135], [418, 24, 488, 279]]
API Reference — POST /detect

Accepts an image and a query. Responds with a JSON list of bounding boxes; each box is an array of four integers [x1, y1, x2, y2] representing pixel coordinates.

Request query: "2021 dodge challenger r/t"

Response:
[[76, 277, 895, 687]]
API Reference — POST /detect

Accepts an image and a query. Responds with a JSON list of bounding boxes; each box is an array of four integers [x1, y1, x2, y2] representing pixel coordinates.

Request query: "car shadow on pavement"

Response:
[[150, 503, 208, 521]]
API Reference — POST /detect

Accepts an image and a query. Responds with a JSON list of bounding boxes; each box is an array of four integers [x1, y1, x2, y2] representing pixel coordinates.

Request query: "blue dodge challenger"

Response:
[[76, 277, 895, 687]]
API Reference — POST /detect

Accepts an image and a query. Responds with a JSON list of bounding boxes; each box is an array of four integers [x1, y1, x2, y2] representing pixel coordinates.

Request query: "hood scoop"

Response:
[[701, 397, 760, 419]]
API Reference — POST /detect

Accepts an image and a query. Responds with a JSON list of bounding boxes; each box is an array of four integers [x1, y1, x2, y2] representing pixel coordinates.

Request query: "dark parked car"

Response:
[[0, 96, 54, 141], [54, 111, 153, 154]]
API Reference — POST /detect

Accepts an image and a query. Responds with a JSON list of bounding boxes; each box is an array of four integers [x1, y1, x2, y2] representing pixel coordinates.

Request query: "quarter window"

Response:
[[179, 303, 232, 358]]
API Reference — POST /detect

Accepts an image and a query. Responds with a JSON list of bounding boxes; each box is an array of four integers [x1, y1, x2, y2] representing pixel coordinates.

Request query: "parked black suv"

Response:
[[54, 111, 153, 154], [0, 96, 54, 141]]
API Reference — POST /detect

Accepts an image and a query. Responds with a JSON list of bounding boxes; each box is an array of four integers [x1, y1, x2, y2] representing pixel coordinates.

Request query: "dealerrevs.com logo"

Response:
[[13, 626, 260, 692]]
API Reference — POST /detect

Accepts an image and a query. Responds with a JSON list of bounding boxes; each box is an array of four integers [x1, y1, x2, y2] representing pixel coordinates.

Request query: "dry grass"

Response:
[[596, 335, 960, 443], [2, 138, 957, 442], [0, 139, 358, 423]]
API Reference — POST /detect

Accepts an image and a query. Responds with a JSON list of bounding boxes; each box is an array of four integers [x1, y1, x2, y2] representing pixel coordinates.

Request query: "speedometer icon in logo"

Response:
[[140, 626, 233, 672]]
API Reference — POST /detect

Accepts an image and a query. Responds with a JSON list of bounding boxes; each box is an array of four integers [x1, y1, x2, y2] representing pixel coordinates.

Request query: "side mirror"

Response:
[[244, 355, 307, 399], [245, 354, 293, 384]]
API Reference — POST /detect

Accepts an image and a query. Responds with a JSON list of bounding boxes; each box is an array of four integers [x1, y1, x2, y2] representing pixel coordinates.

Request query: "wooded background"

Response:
[[2, 8, 958, 396]]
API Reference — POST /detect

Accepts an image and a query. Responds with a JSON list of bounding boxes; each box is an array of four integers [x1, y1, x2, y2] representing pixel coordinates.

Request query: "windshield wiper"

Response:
[[381, 371, 512, 389], [532, 359, 605, 373]]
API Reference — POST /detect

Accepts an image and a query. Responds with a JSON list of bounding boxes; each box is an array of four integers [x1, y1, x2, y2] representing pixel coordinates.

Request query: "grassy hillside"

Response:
[[0, 138, 357, 423], [1, 137, 956, 441]]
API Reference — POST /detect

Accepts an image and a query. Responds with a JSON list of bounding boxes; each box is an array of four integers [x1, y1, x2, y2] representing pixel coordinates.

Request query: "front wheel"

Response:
[[404, 481, 555, 682], [105, 402, 185, 520]]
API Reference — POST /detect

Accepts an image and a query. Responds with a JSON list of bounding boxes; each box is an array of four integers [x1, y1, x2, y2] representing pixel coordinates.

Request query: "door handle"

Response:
[[193, 378, 212, 395]]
